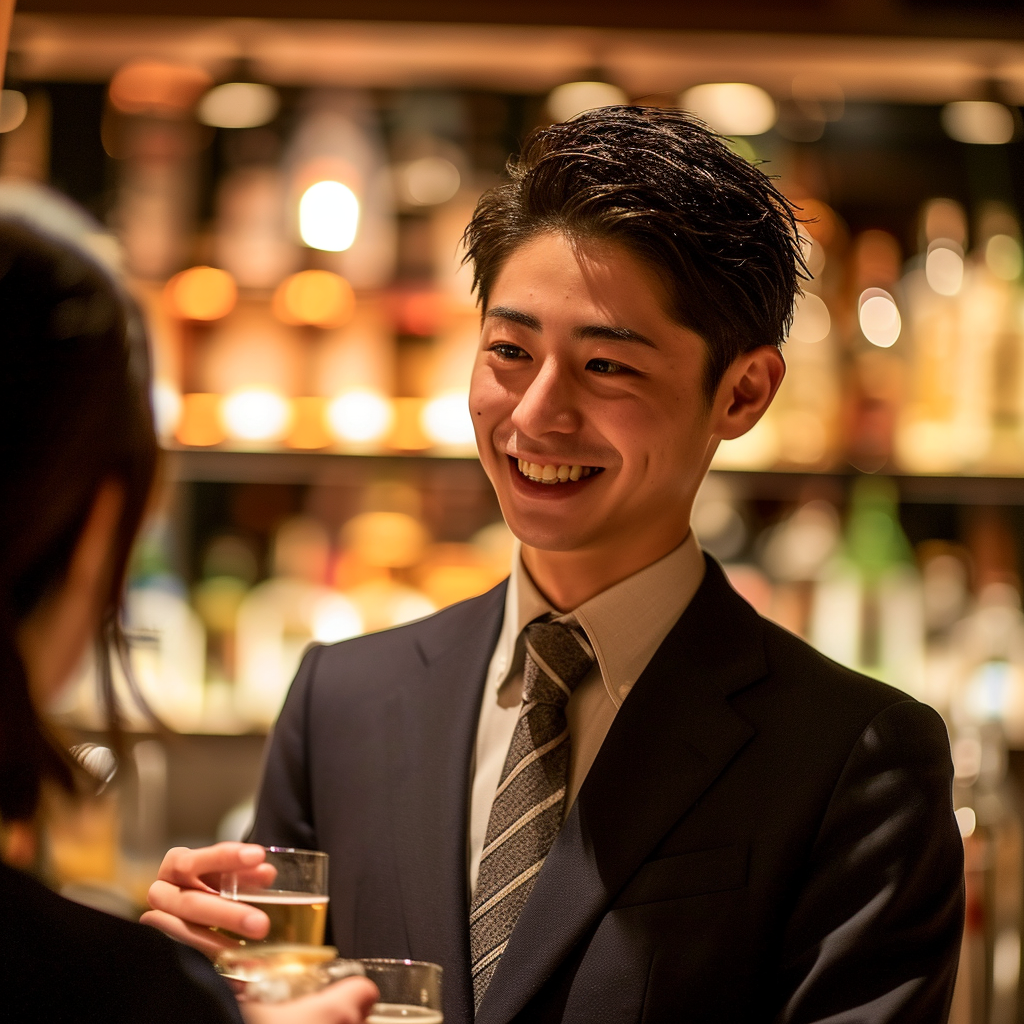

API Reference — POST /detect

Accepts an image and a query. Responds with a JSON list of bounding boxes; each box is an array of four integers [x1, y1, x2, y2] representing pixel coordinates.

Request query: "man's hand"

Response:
[[241, 978, 380, 1024], [142, 842, 276, 957]]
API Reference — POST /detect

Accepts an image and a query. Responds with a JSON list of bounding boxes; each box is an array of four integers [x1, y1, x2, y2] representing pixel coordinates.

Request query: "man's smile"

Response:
[[512, 456, 604, 485]]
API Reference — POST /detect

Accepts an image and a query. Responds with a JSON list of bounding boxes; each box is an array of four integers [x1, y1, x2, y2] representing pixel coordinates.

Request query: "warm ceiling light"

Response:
[[858, 288, 901, 348], [941, 101, 1015, 145], [399, 156, 461, 206], [108, 61, 212, 117], [421, 390, 477, 448], [547, 81, 627, 123], [298, 180, 360, 252], [198, 82, 280, 129], [680, 83, 777, 136], [325, 390, 393, 445], [272, 270, 356, 328], [0, 90, 27, 133], [221, 388, 292, 442], [165, 266, 237, 321]]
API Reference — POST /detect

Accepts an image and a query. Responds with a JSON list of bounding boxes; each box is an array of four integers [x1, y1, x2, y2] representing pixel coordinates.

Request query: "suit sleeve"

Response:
[[249, 643, 324, 850], [773, 699, 965, 1024]]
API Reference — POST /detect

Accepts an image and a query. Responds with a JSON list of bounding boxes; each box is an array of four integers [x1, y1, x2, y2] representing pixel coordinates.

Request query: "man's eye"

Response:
[[586, 358, 626, 375], [489, 343, 529, 361]]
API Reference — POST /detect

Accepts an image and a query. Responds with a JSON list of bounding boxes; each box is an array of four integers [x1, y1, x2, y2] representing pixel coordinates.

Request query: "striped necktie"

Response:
[[469, 617, 596, 1010]]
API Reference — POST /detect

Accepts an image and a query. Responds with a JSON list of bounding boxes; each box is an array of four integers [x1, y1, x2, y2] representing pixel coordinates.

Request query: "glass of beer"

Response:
[[220, 846, 329, 946], [360, 959, 443, 1023]]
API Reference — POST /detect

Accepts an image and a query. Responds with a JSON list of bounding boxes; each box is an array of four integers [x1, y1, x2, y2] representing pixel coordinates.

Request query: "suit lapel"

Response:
[[476, 557, 767, 1024], [386, 582, 507, 1024]]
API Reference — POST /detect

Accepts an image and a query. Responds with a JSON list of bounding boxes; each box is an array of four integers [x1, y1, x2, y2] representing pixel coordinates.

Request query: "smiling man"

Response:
[[146, 108, 964, 1024]]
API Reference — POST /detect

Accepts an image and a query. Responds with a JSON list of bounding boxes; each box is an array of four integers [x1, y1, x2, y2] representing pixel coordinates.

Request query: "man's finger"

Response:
[[147, 880, 270, 939], [139, 909, 241, 959], [157, 842, 267, 889]]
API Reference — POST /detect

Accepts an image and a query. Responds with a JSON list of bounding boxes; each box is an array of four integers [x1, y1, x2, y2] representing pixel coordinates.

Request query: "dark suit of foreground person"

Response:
[[146, 107, 964, 1023], [252, 558, 962, 1024]]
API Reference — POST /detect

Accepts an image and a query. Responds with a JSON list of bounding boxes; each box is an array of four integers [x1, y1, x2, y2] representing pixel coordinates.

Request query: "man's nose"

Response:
[[510, 359, 581, 436]]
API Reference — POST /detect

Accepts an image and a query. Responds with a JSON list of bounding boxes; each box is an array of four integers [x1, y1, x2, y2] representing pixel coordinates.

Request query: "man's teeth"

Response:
[[516, 459, 596, 484]]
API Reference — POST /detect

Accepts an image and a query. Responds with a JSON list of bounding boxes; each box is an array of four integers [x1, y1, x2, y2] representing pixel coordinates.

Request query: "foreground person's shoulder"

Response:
[[0, 860, 242, 1023]]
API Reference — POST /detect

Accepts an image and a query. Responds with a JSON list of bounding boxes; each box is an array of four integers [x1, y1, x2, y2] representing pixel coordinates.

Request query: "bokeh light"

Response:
[[421, 390, 476, 447], [151, 379, 183, 438], [680, 83, 776, 135], [925, 242, 964, 296], [108, 61, 212, 117], [286, 397, 331, 450], [272, 270, 356, 328], [165, 266, 237, 321], [858, 288, 902, 348], [0, 90, 28, 133], [299, 180, 360, 252], [941, 101, 1015, 145], [175, 393, 225, 447], [547, 81, 628, 123], [343, 511, 430, 569], [986, 234, 1023, 281], [325, 390, 394, 444], [221, 388, 292, 442], [787, 292, 831, 344], [198, 82, 280, 129], [399, 156, 461, 206]]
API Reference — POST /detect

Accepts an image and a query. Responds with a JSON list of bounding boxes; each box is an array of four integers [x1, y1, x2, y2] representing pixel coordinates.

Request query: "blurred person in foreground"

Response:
[[0, 188, 377, 1024], [146, 108, 965, 1023]]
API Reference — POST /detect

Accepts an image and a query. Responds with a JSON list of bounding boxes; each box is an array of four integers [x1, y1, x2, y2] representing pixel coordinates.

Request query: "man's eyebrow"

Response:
[[484, 307, 542, 331], [571, 324, 657, 348]]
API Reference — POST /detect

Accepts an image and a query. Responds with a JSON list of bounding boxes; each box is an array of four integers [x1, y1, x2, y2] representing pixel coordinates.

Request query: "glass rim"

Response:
[[264, 846, 328, 859], [358, 958, 443, 972]]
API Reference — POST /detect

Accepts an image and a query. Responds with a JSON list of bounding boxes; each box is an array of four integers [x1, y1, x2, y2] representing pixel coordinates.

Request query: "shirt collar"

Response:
[[493, 532, 706, 707]]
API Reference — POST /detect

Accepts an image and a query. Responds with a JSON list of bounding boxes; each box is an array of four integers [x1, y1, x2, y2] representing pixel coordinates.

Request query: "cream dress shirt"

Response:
[[467, 531, 706, 896]]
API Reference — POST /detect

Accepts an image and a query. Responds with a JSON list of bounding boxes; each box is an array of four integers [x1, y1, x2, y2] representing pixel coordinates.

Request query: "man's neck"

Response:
[[520, 526, 693, 612]]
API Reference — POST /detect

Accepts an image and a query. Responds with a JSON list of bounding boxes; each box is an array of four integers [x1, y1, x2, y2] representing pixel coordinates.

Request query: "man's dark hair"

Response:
[[463, 105, 806, 402]]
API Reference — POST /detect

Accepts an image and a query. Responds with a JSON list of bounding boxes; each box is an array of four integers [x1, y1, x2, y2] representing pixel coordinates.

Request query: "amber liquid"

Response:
[[222, 892, 329, 945]]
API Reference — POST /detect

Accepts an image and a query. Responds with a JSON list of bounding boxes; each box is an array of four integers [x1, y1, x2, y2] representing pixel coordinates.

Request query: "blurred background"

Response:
[[6, 0, 1024, 1019]]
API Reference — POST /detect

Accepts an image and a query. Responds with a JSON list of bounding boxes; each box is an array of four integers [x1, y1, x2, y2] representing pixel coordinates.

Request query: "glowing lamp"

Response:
[[858, 289, 901, 348], [680, 83, 776, 136], [221, 388, 292, 443], [272, 270, 356, 328], [547, 81, 627, 124], [299, 181, 360, 252], [0, 91, 28, 134], [198, 82, 279, 129], [421, 390, 476, 448], [175, 393, 225, 447], [325, 390, 393, 445], [165, 266, 237, 322]]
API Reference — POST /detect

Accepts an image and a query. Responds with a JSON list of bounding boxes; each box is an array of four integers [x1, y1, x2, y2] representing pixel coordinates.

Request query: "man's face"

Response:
[[469, 231, 720, 562]]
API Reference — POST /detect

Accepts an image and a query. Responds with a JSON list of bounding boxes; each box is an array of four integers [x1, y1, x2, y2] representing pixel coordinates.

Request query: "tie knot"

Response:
[[522, 619, 595, 707]]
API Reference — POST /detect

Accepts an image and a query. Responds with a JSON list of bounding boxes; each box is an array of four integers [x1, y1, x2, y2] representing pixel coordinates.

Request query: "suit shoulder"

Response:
[[756, 613, 920, 724], [304, 578, 506, 689]]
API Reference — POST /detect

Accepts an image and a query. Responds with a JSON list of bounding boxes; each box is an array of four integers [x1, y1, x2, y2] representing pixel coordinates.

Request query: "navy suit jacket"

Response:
[[251, 555, 965, 1024]]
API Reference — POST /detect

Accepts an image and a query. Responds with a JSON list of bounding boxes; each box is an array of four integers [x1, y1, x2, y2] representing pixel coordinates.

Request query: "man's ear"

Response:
[[710, 345, 786, 441]]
